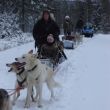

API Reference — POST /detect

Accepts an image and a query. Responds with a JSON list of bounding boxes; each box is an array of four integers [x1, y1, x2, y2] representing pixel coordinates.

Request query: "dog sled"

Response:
[[39, 51, 67, 70], [40, 56, 65, 70], [62, 35, 75, 49], [39, 42, 67, 70]]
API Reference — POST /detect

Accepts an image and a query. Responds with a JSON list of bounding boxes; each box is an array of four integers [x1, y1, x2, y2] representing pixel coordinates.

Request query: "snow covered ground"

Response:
[[0, 34, 110, 110]]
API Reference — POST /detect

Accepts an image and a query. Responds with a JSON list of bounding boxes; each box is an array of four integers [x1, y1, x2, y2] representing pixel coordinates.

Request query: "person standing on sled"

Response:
[[63, 15, 73, 36], [75, 18, 84, 34], [33, 10, 67, 60]]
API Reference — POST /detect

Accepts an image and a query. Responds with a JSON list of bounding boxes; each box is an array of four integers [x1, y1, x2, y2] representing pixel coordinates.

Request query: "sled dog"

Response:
[[15, 50, 60, 108], [0, 88, 12, 110], [75, 32, 83, 45], [6, 62, 35, 106]]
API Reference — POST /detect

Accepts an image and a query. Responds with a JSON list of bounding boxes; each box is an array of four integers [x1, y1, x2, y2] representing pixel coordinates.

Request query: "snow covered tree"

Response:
[[0, 12, 22, 39], [100, 0, 110, 33]]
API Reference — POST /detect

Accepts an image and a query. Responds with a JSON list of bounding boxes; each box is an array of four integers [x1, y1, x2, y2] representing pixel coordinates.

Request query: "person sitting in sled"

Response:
[[33, 10, 67, 60], [41, 34, 63, 59]]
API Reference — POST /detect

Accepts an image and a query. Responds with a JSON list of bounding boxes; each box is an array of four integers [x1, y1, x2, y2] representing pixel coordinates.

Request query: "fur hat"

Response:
[[38, 10, 55, 21], [65, 15, 70, 20], [43, 9, 50, 15]]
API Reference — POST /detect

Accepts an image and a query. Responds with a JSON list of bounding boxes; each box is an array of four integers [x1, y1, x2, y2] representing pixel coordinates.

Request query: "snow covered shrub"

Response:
[[0, 12, 34, 51], [0, 33, 34, 51], [0, 12, 23, 39]]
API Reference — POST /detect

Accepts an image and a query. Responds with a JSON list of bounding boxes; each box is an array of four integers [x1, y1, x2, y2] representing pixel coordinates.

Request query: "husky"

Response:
[[15, 50, 60, 108], [6, 62, 35, 106], [75, 32, 83, 45], [0, 88, 12, 110]]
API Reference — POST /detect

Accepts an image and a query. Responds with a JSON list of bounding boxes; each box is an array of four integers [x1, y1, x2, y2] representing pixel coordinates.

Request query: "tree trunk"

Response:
[[21, 0, 25, 32]]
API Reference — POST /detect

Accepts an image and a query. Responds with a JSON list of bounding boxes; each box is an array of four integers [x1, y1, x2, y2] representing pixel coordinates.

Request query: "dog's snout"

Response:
[[15, 58, 18, 61], [6, 64, 9, 66]]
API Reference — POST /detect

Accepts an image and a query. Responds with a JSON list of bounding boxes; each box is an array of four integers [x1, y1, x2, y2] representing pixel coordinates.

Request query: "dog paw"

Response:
[[24, 104, 30, 108], [49, 97, 55, 102], [32, 97, 38, 102], [12, 101, 15, 105], [38, 104, 42, 108], [49, 96, 58, 102], [32, 98, 36, 102]]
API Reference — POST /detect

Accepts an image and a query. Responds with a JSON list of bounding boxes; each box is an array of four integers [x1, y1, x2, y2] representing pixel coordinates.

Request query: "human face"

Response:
[[43, 12, 49, 21]]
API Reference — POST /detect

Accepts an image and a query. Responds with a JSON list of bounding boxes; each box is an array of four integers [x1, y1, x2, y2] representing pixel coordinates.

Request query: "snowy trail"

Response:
[[65, 34, 110, 110], [0, 34, 110, 110]]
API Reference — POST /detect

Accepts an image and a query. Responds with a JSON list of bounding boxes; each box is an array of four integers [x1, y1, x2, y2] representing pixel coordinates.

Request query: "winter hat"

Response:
[[65, 15, 70, 20], [43, 9, 50, 16], [47, 34, 54, 43]]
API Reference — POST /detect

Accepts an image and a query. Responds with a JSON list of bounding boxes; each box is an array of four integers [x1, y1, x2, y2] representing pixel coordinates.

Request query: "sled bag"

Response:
[[63, 40, 74, 49]]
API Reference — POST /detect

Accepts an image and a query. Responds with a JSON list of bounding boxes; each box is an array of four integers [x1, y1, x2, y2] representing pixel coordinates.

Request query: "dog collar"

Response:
[[27, 65, 37, 72], [17, 68, 25, 75]]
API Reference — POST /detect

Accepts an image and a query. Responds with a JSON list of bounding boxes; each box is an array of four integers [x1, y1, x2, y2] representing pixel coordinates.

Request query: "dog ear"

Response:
[[28, 50, 33, 54]]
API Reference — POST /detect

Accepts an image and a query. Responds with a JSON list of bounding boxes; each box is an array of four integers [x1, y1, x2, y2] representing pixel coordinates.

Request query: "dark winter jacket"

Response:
[[63, 20, 73, 35], [33, 18, 60, 48]]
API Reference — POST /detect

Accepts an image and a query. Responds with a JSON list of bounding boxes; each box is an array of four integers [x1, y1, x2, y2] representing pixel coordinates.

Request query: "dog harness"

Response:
[[16, 68, 26, 87], [17, 65, 38, 87], [17, 78, 26, 87], [17, 68, 25, 75], [27, 65, 39, 81], [27, 65, 37, 72]]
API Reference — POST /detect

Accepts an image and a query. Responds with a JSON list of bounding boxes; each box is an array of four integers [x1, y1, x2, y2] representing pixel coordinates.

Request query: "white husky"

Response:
[[16, 50, 60, 108]]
